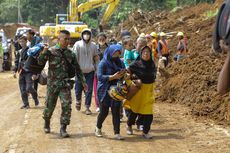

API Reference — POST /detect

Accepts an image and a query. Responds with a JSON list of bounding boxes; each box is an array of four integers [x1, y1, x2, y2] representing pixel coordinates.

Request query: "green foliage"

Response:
[[0, 0, 217, 27], [81, 11, 99, 28], [0, 0, 18, 23], [203, 8, 218, 20], [167, 0, 177, 8]]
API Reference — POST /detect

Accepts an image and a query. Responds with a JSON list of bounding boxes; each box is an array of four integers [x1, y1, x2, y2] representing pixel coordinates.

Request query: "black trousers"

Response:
[[34, 79, 38, 92], [127, 111, 153, 134], [125, 109, 143, 126], [162, 53, 169, 67], [19, 72, 38, 106], [96, 99, 121, 134]]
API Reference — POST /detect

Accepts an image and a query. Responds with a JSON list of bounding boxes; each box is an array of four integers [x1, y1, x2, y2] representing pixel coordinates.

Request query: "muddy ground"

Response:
[[0, 71, 229, 153], [0, 1, 230, 152], [114, 0, 230, 125]]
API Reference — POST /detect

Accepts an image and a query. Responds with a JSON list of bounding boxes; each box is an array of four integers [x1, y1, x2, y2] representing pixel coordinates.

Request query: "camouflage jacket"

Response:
[[38, 45, 86, 86], [0, 43, 3, 58]]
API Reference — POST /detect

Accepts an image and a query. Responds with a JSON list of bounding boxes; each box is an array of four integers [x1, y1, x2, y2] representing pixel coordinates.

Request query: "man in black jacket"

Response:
[[26, 29, 42, 92], [13, 35, 39, 109]]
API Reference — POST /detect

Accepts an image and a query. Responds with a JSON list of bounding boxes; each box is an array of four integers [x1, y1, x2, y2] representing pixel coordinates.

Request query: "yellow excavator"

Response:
[[40, 0, 120, 42]]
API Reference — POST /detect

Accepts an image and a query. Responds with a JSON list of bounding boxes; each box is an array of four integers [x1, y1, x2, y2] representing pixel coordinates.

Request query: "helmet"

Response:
[[139, 33, 145, 38], [150, 32, 157, 38], [159, 32, 166, 37], [177, 32, 184, 37]]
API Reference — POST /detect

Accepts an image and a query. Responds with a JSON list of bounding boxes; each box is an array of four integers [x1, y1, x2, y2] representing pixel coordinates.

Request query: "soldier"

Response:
[[38, 30, 87, 138], [13, 35, 39, 108]]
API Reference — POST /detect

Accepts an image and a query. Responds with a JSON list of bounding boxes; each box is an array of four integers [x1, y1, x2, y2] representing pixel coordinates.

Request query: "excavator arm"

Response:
[[100, 0, 120, 27], [69, 0, 78, 22], [77, 0, 120, 27]]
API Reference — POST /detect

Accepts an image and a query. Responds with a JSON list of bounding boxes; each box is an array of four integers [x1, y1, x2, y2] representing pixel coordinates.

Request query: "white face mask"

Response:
[[83, 34, 90, 41]]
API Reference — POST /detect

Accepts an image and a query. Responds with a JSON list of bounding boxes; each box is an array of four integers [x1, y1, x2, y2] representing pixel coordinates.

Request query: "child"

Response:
[[123, 38, 135, 68]]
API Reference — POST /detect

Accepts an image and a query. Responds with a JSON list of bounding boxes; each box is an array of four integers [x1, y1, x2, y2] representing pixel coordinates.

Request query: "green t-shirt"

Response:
[[123, 49, 135, 68], [133, 50, 140, 60]]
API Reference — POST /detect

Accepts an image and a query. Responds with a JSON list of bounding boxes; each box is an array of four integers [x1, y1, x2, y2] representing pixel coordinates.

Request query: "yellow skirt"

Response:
[[124, 83, 155, 115]]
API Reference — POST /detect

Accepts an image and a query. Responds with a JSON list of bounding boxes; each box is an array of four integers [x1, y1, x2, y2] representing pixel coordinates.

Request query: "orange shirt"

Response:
[[159, 40, 169, 55]]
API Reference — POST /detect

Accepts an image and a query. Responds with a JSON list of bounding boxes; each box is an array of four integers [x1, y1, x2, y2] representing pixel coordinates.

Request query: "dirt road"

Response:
[[0, 72, 229, 153]]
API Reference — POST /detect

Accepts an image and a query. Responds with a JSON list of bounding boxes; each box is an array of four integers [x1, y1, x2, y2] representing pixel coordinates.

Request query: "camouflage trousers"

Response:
[[43, 84, 72, 125]]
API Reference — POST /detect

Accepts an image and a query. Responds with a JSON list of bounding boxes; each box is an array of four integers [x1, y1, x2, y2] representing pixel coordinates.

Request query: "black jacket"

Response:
[[14, 47, 29, 73]]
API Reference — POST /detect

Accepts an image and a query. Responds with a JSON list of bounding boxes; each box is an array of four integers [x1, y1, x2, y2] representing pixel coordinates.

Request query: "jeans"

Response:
[[19, 72, 38, 106], [96, 96, 121, 134], [75, 71, 94, 108], [127, 111, 153, 134]]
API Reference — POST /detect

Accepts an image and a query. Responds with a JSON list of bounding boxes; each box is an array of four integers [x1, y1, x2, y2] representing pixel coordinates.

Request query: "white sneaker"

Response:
[[126, 126, 133, 135], [114, 134, 125, 140], [95, 127, 103, 137], [96, 107, 100, 112], [137, 125, 144, 131], [143, 133, 153, 139]]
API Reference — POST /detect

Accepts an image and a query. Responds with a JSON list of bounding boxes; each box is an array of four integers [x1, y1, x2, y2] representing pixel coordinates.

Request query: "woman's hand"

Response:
[[110, 70, 125, 80]]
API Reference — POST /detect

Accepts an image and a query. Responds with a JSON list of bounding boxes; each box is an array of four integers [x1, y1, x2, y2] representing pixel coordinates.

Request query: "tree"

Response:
[[177, 0, 181, 6], [0, 0, 19, 23], [0, 0, 217, 27]]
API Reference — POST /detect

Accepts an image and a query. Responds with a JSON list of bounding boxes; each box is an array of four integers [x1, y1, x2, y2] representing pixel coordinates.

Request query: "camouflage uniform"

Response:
[[38, 45, 85, 125]]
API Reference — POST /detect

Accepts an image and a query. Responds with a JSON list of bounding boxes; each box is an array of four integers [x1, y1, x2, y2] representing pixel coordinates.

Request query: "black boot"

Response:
[[34, 98, 39, 106], [60, 124, 69, 138], [44, 120, 50, 133]]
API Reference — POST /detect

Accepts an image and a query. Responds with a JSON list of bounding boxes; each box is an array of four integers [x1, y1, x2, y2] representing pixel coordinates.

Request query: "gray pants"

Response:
[[19, 72, 38, 106]]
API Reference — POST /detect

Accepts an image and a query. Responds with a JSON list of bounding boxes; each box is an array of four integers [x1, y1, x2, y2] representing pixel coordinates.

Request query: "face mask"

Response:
[[83, 34, 90, 41]]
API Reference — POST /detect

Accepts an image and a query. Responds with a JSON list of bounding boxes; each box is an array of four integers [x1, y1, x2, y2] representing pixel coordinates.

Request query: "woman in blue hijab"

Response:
[[95, 44, 125, 140]]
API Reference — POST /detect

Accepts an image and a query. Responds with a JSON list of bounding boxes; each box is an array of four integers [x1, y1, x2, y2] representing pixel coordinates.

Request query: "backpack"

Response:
[[24, 44, 45, 73], [213, 0, 230, 53]]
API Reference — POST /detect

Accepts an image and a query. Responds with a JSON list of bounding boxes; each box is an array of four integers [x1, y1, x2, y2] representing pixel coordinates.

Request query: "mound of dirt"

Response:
[[116, 0, 230, 125], [0, 23, 37, 39]]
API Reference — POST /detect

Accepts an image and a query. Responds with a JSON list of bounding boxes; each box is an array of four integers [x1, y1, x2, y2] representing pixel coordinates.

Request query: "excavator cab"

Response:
[[39, 0, 120, 44], [39, 23, 56, 38], [56, 14, 68, 24], [55, 21, 88, 46]]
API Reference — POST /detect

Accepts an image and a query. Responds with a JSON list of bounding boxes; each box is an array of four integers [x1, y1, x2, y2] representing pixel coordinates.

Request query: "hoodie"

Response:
[[73, 28, 98, 73]]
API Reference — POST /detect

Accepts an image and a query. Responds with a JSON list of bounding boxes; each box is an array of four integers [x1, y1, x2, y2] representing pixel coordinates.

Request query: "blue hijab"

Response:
[[102, 44, 123, 72]]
